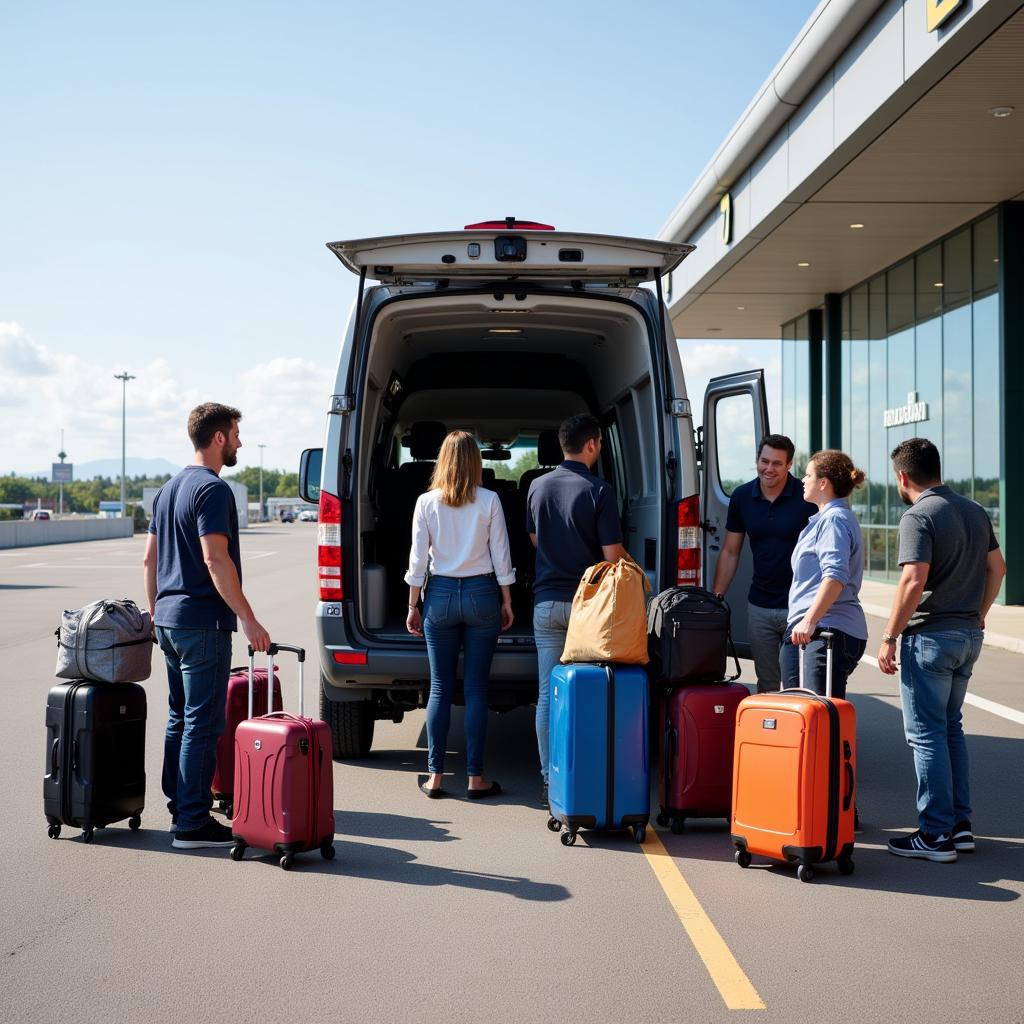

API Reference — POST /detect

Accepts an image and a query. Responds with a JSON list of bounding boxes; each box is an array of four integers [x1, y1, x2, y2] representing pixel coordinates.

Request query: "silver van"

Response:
[[299, 219, 770, 758]]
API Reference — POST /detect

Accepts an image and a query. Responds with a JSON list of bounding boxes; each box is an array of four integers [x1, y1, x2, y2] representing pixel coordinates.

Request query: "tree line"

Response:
[[0, 468, 298, 519]]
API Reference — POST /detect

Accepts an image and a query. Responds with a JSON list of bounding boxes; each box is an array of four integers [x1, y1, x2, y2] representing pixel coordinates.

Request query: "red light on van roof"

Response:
[[464, 218, 555, 231]]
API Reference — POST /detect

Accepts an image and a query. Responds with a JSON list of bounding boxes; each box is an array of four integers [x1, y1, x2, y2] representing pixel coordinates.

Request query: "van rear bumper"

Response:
[[316, 603, 540, 696]]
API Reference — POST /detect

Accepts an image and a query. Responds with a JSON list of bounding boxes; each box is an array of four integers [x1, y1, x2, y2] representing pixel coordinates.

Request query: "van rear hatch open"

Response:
[[327, 227, 693, 286]]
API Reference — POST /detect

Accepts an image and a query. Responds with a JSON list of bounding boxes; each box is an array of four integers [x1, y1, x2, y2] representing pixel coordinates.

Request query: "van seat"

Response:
[[518, 429, 562, 508]]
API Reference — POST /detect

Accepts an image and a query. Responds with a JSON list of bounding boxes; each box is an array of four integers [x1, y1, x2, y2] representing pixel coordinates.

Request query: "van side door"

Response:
[[701, 370, 770, 657]]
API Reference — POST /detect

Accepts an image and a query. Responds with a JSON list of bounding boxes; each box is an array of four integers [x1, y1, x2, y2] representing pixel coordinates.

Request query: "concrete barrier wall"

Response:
[[0, 519, 135, 549]]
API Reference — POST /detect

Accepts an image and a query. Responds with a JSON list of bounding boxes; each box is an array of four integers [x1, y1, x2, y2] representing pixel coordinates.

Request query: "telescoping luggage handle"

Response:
[[796, 629, 835, 698], [247, 643, 306, 719]]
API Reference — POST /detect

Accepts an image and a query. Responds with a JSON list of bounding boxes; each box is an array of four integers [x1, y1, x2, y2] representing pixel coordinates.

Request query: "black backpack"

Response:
[[646, 586, 740, 684]]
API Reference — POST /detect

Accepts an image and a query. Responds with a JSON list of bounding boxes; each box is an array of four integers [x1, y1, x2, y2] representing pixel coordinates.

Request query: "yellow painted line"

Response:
[[642, 828, 765, 1011]]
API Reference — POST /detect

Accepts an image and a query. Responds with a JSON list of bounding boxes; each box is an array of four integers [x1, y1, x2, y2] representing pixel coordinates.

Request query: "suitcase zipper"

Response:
[[804, 694, 841, 863]]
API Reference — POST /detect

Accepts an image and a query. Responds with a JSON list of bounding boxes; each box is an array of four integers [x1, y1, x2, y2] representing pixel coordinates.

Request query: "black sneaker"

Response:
[[951, 820, 975, 853], [172, 818, 235, 849], [887, 830, 957, 863], [169, 816, 177, 834]]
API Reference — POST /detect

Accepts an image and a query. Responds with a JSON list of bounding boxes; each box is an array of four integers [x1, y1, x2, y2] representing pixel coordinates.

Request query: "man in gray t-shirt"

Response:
[[877, 439, 1005, 864]]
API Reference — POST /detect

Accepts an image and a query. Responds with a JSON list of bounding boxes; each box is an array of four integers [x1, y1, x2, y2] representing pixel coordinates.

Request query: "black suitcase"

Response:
[[647, 586, 741, 684], [44, 680, 147, 842]]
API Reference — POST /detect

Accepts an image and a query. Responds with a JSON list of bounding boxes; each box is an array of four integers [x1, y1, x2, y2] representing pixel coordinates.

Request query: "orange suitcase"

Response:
[[730, 631, 856, 882]]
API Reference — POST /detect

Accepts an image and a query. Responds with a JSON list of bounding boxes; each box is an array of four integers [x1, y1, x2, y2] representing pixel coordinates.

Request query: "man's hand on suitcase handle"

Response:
[[242, 616, 271, 654]]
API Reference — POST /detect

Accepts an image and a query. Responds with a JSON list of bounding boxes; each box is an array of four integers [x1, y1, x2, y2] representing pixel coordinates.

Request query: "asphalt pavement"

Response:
[[1, 527, 1021, 1024]]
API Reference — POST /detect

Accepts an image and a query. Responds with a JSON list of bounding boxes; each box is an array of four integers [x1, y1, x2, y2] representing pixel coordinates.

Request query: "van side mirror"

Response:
[[299, 448, 323, 504]]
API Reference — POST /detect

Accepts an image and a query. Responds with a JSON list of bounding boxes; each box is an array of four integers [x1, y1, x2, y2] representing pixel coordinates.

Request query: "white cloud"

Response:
[[0, 324, 334, 476]]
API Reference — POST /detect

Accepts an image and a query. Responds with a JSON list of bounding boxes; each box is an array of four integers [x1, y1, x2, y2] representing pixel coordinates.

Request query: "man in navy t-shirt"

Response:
[[527, 414, 626, 804], [144, 403, 270, 850], [710, 434, 816, 692]]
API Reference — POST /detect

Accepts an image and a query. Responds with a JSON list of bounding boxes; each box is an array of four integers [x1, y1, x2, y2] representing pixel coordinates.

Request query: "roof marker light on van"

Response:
[[464, 219, 555, 230], [488, 328, 522, 334]]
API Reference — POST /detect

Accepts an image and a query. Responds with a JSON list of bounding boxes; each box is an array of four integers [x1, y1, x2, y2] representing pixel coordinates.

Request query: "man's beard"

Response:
[[898, 483, 912, 506], [222, 444, 238, 468]]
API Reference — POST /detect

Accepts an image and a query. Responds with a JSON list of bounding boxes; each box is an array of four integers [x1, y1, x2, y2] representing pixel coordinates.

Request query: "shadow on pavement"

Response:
[[239, 838, 571, 901], [0, 584, 69, 590], [333, 809, 457, 843]]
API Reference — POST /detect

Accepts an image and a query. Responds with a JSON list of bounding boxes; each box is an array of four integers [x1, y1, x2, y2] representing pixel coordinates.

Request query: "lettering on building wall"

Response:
[[927, 0, 963, 32], [720, 193, 732, 246], [883, 391, 930, 429]]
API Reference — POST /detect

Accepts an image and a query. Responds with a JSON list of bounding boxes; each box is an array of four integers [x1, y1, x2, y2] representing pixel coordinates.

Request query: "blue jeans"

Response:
[[899, 629, 982, 836], [157, 626, 232, 832], [779, 626, 866, 700], [533, 599, 573, 783], [423, 575, 500, 776]]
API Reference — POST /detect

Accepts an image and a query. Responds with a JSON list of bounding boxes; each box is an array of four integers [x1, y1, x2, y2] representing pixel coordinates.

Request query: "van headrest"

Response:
[[481, 468, 496, 486], [409, 421, 447, 461], [537, 429, 562, 467]]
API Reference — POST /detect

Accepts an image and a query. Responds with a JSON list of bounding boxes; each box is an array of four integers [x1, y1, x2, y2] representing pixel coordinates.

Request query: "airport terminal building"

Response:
[[660, 0, 1024, 601]]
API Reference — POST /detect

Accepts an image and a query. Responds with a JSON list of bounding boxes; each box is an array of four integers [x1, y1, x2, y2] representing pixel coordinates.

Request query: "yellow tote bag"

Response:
[[560, 557, 652, 665]]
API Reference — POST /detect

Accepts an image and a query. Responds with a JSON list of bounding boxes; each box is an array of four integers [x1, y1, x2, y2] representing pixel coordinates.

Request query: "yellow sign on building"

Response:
[[720, 193, 732, 245], [927, 0, 963, 32]]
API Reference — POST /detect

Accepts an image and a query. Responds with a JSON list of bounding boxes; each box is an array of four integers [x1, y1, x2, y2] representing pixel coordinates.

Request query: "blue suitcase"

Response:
[[546, 663, 650, 846]]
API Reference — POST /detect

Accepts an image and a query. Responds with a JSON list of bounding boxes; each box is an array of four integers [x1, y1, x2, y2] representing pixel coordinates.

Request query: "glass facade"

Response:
[[782, 210, 1002, 583]]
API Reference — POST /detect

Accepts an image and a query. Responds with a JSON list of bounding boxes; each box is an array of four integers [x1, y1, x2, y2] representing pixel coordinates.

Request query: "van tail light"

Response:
[[676, 494, 701, 587], [317, 490, 342, 601]]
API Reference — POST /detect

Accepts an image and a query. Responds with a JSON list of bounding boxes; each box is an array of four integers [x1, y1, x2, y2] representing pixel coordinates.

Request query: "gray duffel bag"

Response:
[[55, 598, 155, 683]]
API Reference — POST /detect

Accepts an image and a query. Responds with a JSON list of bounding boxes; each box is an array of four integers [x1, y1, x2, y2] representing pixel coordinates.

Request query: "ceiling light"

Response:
[[934, 282, 944, 288], [707, 327, 723, 332], [736, 306, 745, 311], [488, 328, 522, 334], [849, 223, 865, 229], [989, 106, 1014, 118], [994, 257, 1000, 263], [797, 262, 810, 268]]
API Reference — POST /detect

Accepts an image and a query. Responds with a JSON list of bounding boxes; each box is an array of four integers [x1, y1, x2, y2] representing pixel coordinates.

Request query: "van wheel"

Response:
[[320, 681, 374, 759]]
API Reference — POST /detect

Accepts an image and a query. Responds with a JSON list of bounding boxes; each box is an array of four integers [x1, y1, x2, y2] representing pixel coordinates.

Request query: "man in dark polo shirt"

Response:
[[143, 403, 271, 850], [878, 438, 1004, 863], [527, 414, 627, 803], [711, 434, 816, 692]]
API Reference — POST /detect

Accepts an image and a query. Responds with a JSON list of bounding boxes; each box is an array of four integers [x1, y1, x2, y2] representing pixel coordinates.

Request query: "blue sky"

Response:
[[1, 1, 808, 475]]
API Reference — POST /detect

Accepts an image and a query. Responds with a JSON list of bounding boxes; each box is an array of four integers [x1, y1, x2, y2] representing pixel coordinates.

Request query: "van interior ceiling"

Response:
[[354, 292, 664, 639]]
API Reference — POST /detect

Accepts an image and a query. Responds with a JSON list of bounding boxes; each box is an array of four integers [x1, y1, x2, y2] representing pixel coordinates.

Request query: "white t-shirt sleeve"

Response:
[[487, 491, 516, 586], [404, 493, 430, 587]]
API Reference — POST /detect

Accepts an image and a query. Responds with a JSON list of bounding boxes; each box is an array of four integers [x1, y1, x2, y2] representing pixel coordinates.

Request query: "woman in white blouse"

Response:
[[405, 430, 515, 799]]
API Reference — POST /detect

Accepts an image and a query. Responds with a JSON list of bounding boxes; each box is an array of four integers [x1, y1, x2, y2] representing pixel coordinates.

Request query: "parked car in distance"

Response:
[[298, 510, 318, 522], [29, 509, 51, 521], [279, 508, 295, 523]]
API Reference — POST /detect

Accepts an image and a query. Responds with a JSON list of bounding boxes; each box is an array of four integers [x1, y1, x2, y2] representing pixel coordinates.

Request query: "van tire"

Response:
[[320, 680, 375, 759]]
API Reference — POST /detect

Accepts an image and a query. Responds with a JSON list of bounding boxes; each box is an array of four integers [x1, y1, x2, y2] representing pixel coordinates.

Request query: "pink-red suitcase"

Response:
[[211, 665, 282, 817], [656, 681, 748, 834], [230, 644, 336, 870]]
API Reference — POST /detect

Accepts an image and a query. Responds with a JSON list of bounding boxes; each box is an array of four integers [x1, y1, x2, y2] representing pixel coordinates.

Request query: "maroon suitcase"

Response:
[[211, 666, 282, 817], [656, 681, 748, 834], [230, 644, 336, 870]]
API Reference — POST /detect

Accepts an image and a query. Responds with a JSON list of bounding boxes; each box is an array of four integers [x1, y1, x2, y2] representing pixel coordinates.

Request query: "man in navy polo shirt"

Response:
[[527, 414, 627, 804], [711, 434, 816, 692], [143, 403, 271, 850]]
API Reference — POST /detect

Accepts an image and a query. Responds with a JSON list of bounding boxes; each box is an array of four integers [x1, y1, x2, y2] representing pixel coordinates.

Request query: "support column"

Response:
[[1001, 201, 1024, 603], [808, 308, 823, 454], [823, 294, 843, 450]]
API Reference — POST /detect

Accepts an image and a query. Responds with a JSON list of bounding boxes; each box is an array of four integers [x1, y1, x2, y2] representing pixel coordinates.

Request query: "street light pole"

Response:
[[258, 444, 267, 522], [114, 372, 135, 518]]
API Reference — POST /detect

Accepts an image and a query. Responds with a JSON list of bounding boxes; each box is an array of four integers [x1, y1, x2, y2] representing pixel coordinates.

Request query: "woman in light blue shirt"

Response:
[[781, 450, 868, 699]]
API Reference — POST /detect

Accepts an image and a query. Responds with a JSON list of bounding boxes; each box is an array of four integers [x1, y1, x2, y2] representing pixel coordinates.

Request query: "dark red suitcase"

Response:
[[230, 644, 336, 870], [656, 681, 748, 834], [212, 666, 282, 817]]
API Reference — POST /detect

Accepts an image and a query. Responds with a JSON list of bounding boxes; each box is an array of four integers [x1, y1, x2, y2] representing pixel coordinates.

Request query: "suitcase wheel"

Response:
[[670, 817, 685, 836], [47, 824, 61, 840], [797, 863, 815, 883], [837, 855, 855, 876], [655, 812, 669, 828], [735, 849, 751, 869], [279, 854, 295, 870], [230, 842, 246, 862], [128, 815, 141, 832], [632, 824, 647, 845], [560, 830, 577, 847], [546, 816, 562, 833], [81, 827, 95, 844], [320, 841, 336, 861]]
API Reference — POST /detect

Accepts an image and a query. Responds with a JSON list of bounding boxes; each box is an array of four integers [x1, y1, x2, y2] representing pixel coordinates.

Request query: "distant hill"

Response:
[[16, 457, 183, 481]]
